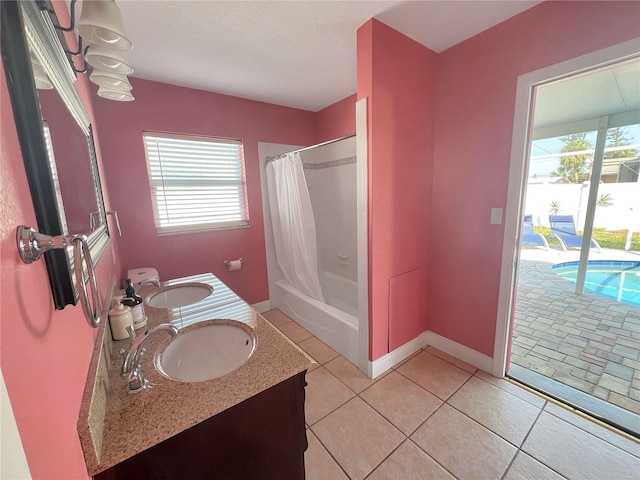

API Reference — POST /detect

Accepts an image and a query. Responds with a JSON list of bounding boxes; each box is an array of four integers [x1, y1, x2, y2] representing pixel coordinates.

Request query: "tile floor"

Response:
[[262, 309, 640, 480]]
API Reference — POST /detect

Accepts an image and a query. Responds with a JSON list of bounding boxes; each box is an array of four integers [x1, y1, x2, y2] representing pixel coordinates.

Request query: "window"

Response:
[[143, 133, 248, 234], [43, 122, 69, 234]]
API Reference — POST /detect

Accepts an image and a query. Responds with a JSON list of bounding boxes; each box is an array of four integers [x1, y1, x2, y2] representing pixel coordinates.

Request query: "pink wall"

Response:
[[315, 94, 357, 142], [3, 1, 637, 476], [429, 0, 640, 357], [0, 1, 120, 477], [357, 19, 438, 360], [92, 78, 317, 304]]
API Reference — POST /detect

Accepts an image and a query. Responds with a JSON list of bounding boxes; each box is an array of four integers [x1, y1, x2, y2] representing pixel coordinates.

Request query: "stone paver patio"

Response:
[[512, 248, 640, 415]]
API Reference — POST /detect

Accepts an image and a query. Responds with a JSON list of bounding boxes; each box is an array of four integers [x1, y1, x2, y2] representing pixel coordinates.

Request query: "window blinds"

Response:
[[43, 123, 69, 234], [143, 133, 248, 234]]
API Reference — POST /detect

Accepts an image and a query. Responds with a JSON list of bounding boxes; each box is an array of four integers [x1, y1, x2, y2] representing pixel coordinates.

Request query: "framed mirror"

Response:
[[1, 0, 109, 309]]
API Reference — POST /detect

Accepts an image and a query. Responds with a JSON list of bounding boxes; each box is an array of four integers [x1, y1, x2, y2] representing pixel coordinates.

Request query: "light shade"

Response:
[[34, 76, 54, 90], [97, 87, 134, 101], [85, 45, 133, 75], [29, 57, 53, 90], [30, 61, 47, 77], [89, 70, 132, 90], [76, 0, 132, 51]]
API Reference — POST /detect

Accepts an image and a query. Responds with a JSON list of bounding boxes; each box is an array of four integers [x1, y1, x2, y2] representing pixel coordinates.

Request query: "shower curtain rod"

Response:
[[265, 134, 356, 165]]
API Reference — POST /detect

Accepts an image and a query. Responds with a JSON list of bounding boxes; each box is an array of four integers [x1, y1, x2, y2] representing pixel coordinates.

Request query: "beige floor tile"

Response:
[[448, 376, 542, 446], [312, 397, 405, 480], [298, 336, 340, 365], [277, 321, 313, 343], [360, 371, 442, 435], [397, 351, 472, 400], [305, 430, 349, 480], [305, 366, 355, 425], [411, 404, 517, 480], [366, 440, 455, 480], [503, 452, 566, 480], [424, 346, 478, 374], [261, 309, 292, 327], [325, 356, 383, 393], [543, 402, 640, 458], [523, 412, 640, 480], [392, 349, 423, 370], [474, 370, 546, 408]]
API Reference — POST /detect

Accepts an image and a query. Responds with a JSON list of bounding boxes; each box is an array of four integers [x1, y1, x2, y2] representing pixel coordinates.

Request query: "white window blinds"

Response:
[[43, 123, 69, 234], [143, 133, 248, 234]]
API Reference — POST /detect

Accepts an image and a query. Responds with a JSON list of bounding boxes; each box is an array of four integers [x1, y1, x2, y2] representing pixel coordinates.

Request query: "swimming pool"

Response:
[[552, 260, 640, 308]]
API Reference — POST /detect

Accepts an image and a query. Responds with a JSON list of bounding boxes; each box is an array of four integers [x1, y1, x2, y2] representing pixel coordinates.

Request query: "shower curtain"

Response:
[[266, 152, 325, 302]]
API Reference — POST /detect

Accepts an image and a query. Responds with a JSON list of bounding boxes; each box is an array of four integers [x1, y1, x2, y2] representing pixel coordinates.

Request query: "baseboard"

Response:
[[251, 300, 271, 314], [424, 331, 494, 373], [369, 331, 431, 378], [367, 330, 494, 379]]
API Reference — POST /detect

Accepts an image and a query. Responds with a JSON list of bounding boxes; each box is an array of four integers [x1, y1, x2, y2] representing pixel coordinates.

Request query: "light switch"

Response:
[[491, 208, 503, 225]]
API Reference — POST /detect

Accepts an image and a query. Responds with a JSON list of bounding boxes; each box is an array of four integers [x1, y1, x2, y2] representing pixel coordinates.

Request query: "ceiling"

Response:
[[107, 0, 542, 111], [534, 58, 640, 130]]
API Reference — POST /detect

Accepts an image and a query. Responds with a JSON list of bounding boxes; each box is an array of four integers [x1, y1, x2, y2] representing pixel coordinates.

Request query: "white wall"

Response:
[[1, 368, 31, 479], [524, 181, 640, 231], [302, 137, 358, 282]]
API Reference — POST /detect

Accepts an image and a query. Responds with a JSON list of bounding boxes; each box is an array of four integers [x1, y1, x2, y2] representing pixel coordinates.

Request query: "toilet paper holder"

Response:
[[224, 258, 243, 267]]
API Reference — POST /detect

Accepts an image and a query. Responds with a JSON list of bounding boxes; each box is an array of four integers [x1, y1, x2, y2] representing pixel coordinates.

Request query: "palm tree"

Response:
[[605, 127, 638, 159], [550, 133, 593, 183], [597, 193, 614, 207]]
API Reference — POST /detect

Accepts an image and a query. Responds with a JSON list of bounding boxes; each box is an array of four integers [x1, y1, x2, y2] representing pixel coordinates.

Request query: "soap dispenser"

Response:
[[123, 278, 147, 330], [109, 296, 134, 341]]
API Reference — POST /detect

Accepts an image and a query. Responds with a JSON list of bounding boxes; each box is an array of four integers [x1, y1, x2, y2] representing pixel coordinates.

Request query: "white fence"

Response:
[[524, 181, 640, 231]]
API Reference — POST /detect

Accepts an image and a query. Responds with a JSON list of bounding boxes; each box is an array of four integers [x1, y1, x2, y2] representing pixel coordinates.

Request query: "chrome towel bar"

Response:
[[16, 225, 102, 327]]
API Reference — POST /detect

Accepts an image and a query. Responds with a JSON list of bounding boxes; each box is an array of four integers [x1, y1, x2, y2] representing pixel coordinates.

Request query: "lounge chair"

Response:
[[549, 215, 601, 252], [522, 215, 549, 249]]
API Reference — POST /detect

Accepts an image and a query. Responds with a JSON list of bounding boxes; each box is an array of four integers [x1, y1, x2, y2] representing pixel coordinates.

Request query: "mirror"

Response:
[[40, 90, 101, 234], [1, 0, 109, 309]]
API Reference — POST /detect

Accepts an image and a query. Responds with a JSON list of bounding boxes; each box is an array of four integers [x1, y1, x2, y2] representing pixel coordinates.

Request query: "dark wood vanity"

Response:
[[95, 372, 307, 480]]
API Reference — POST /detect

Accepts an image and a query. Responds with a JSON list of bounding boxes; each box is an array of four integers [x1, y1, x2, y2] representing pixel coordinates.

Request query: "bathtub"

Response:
[[320, 270, 359, 317], [273, 275, 360, 366]]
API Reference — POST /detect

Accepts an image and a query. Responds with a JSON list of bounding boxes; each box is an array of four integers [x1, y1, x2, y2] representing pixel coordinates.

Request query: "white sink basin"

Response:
[[145, 282, 213, 309], [155, 321, 256, 382]]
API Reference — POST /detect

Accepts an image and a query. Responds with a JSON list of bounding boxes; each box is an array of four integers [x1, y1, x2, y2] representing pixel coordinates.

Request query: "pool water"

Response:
[[552, 261, 640, 308]]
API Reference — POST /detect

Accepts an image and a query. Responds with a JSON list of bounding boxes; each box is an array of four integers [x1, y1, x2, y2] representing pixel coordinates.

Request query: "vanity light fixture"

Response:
[[27, 45, 54, 89], [84, 44, 133, 74], [30, 59, 54, 89], [76, 0, 132, 51], [77, 0, 135, 100], [49, 0, 135, 101], [96, 87, 134, 101], [89, 70, 132, 90]]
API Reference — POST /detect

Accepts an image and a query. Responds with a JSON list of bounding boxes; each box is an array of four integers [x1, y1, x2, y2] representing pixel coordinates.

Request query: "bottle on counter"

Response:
[[123, 278, 147, 330], [109, 296, 134, 341]]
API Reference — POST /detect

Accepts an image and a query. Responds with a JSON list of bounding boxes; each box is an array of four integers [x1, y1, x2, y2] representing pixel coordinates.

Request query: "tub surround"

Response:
[[77, 273, 313, 477], [274, 278, 359, 366]]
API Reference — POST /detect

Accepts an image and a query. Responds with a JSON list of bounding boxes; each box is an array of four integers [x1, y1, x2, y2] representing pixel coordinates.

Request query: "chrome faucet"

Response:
[[121, 324, 179, 393], [134, 278, 160, 293]]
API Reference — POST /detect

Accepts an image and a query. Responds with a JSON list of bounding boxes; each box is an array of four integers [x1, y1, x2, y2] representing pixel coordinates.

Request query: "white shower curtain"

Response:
[[266, 152, 325, 302]]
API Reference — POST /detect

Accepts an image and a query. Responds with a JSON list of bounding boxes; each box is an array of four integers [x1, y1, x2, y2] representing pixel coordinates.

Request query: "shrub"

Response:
[[533, 227, 640, 251]]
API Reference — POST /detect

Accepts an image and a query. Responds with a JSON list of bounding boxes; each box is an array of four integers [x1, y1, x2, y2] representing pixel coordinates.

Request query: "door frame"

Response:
[[492, 38, 640, 378]]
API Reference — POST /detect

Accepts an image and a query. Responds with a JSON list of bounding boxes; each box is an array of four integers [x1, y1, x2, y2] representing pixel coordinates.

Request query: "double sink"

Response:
[[140, 281, 256, 383]]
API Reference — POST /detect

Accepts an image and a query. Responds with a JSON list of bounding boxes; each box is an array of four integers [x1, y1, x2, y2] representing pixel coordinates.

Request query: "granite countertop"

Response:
[[78, 273, 313, 476]]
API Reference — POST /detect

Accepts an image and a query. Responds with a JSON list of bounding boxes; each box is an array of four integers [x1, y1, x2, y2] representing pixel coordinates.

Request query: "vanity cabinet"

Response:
[[95, 372, 307, 480]]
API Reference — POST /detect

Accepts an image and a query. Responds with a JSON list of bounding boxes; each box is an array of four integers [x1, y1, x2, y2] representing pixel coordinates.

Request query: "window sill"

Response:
[[156, 223, 250, 236]]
